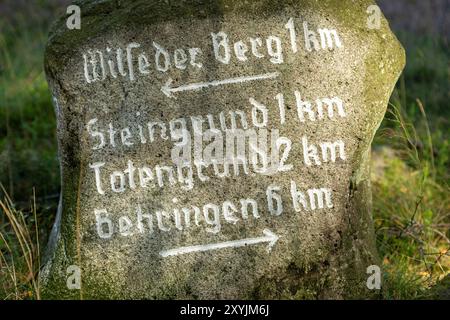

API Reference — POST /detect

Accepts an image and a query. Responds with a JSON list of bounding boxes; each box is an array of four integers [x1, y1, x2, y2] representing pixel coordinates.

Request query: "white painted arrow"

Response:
[[161, 72, 280, 98], [159, 229, 279, 258]]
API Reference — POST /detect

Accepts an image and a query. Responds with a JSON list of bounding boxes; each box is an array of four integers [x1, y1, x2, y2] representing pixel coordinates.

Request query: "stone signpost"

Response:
[[40, 0, 405, 299]]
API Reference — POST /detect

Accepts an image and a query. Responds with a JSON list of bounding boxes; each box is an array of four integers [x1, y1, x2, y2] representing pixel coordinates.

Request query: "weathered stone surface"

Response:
[[40, 0, 405, 299]]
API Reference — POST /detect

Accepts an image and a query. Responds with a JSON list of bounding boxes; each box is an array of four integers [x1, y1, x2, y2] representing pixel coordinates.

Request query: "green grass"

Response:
[[0, 13, 59, 300], [0, 13, 60, 203], [371, 31, 449, 298], [373, 104, 449, 299], [0, 10, 448, 300]]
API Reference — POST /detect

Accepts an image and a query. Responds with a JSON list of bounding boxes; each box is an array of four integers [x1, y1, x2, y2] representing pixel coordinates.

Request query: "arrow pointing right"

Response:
[[159, 229, 280, 258]]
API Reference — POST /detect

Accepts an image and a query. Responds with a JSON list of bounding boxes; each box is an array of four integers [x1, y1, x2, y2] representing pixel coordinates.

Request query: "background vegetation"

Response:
[[0, 1, 448, 299]]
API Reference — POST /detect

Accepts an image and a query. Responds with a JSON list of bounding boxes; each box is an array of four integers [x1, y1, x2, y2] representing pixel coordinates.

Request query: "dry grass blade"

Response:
[[0, 232, 19, 299], [0, 184, 41, 299]]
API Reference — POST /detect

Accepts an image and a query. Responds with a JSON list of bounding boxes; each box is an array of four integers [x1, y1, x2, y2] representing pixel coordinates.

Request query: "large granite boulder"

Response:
[[40, 0, 405, 299]]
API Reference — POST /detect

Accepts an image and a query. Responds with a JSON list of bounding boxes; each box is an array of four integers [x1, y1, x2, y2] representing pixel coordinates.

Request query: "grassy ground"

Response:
[[372, 32, 449, 299], [0, 9, 448, 299], [0, 11, 60, 300]]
